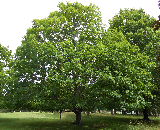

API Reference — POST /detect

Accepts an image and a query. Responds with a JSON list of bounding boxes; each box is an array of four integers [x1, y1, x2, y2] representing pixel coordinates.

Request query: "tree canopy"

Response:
[[109, 8, 160, 119], [109, 8, 156, 51]]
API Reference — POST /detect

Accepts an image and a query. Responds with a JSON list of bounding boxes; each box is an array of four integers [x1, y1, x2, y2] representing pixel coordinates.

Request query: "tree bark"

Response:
[[122, 110, 126, 115], [75, 110, 81, 126], [143, 107, 149, 120], [155, 107, 159, 118], [114, 109, 116, 114], [60, 110, 62, 120], [136, 110, 138, 115], [148, 108, 152, 116], [111, 109, 113, 115], [87, 110, 89, 116], [94, 109, 96, 114]]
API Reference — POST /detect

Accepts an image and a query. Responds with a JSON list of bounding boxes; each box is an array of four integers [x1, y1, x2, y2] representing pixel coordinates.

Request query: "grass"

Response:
[[0, 112, 160, 130]]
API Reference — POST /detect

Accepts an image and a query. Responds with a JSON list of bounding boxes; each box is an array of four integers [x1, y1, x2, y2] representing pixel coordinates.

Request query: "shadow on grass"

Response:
[[0, 113, 160, 130], [0, 118, 74, 130]]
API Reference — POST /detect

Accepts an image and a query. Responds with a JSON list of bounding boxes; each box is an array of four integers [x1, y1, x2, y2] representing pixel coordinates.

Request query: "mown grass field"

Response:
[[0, 111, 160, 130]]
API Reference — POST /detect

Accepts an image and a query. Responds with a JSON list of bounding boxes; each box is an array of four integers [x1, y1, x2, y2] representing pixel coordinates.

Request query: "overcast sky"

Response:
[[0, 0, 159, 54]]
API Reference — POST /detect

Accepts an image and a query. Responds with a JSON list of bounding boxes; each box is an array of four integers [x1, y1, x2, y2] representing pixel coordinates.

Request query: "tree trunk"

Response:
[[75, 110, 81, 126], [136, 110, 138, 115], [122, 110, 125, 115], [111, 109, 113, 115], [87, 110, 89, 116], [155, 107, 159, 118], [94, 108, 96, 114], [148, 109, 152, 116], [114, 109, 116, 114], [60, 110, 62, 120], [143, 107, 149, 120]]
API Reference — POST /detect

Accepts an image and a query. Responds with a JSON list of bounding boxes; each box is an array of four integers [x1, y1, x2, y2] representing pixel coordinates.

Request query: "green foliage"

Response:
[[108, 8, 160, 67], [28, 1, 103, 45], [109, 8, 156, 51], [108, 8, 160, 111], [0, 44, 12, 84], [6, 2, 104, 112], [46, 40, 97, 111], [5, 3, 157, 123], [89, 30, 156, 110], [0, 44, 12, 108]]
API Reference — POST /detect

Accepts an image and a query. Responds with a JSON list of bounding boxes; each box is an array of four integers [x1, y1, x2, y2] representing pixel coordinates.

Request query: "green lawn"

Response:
[[0, 112, 160, 130]]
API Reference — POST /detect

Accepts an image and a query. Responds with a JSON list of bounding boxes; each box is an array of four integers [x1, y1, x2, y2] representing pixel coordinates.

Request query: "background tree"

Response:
[[109, 8, 160, 119], [0, 44, 12, 109], [89, 29, 156, 116], [109, 8, 155, 50]]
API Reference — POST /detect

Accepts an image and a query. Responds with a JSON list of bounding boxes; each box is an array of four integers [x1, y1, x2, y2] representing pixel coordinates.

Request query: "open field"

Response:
[[0, 112, 160, 130]]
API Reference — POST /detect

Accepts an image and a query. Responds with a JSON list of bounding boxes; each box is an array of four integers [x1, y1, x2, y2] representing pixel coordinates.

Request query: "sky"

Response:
[[0, 0, 159, 54]]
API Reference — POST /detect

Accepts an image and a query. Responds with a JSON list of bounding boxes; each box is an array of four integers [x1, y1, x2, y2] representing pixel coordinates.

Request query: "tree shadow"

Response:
[[0, 114, 160, 130]]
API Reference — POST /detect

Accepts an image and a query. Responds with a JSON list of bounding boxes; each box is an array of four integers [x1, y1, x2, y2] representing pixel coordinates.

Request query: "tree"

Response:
[[0, 44, 12, 109], [108, 8, 160, 120], [90, 29, 156, 114], [6, 2, 104, 125]]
